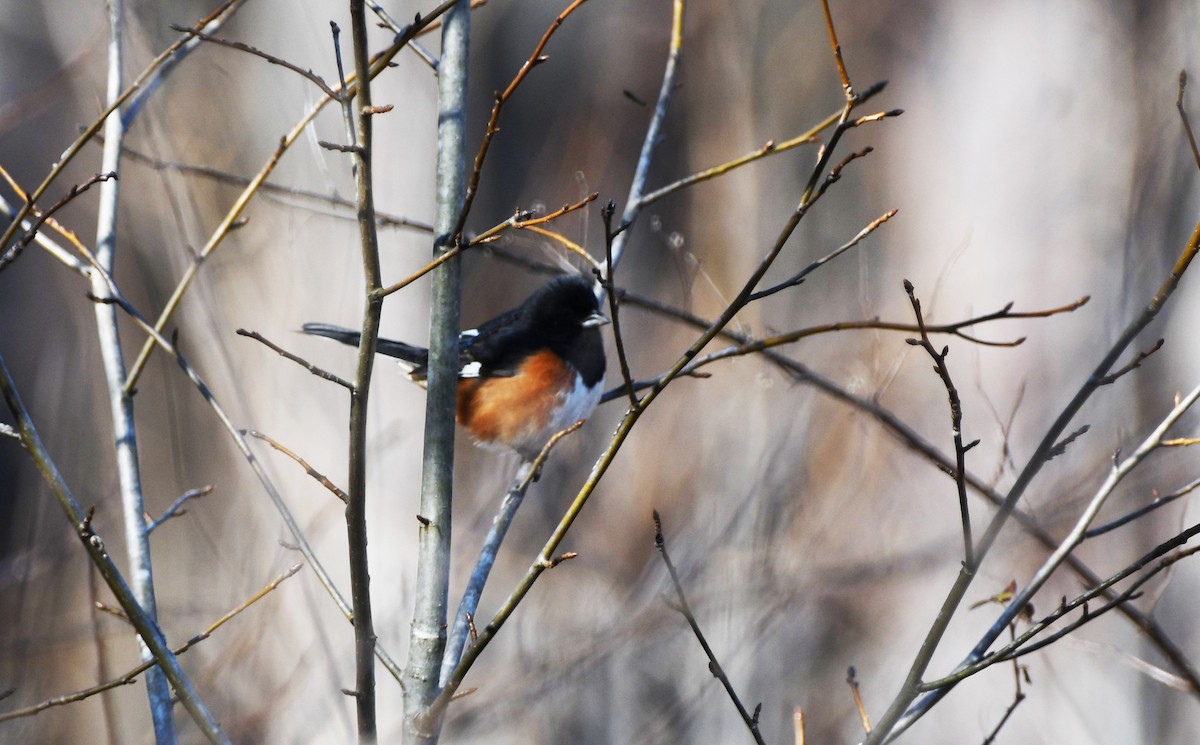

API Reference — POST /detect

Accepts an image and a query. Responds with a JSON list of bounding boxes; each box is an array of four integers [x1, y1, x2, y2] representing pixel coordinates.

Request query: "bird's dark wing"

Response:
[[458, 307, 531, 377]]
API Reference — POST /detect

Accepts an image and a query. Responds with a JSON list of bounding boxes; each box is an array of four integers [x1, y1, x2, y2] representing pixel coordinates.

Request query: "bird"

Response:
[[303, 274, 609, 461]]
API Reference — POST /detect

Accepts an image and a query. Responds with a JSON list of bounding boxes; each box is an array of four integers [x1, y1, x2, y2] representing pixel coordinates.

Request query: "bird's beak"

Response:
[[582, 311, 610, 328]]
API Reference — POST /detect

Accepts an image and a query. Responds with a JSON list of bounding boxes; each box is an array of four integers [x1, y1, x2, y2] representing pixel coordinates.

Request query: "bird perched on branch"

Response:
[[304, 274, 609, 461]]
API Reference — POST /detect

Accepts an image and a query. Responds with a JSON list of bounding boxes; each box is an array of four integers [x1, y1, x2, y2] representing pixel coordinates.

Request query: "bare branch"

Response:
[[244, 431, 349, 504], [168, 24, 338, 98], [237, 328, 353, 390], [607, 0, 684, 272], [654, 511, 766, 745], [449, 0, 593, 246], [637, 80, 887, 209], [848, 666, 872, 735], [439, 421, 585, 686], [146, 485, 214, 533], [748, 207, 895, 302], [903, 279, 974, 567], [0, 353, 228, 743], [870, 214, 1200, 743], [123, 0, 466, 392], [600, 200, 639, 408], [0, 172, 116, 272], [0, 564, 301, 723]]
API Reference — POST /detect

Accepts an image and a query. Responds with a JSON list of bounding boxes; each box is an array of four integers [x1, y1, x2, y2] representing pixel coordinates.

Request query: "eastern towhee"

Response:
[[303, 274, 609, 461]]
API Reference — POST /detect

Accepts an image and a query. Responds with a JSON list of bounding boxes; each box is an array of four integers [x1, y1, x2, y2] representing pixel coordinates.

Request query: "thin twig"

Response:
[[377, 192, 598, 299], [0, 564, 302, 723], [1096, 339, 1164, 385], [168, 24, 337, 98], [847, 666, 872, 735], [600, 201, 638, 408], [146, 486, 214, 533], [123, 0, 464, 392], [607, 0, 684, 273], [820, 0, 854, 98], [748, 207, 895, 302], [516, 224, 605, 273], [598, 292, 1088, 403], [0, 187, 87, 274], [1178, 71, 1200, 172], [0, 0, 244, 255], [903, 280, 975, 568], [469, 192, 598, 244], [0, 172, 116, 271], [1084, 475, 1200, 538], [237, 328, 353, 390], [0, 353, 229, 744], [869, 216, 1200, 743], [637, 80, 887, 210], [438, 420, 585, 686], [449, 0, 593, 246], [654, 511, 766, 745], [245, 431, 349, 504]]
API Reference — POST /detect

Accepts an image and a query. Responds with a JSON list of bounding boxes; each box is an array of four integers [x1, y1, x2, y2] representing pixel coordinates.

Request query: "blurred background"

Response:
[[3, 0, 1200, 742]]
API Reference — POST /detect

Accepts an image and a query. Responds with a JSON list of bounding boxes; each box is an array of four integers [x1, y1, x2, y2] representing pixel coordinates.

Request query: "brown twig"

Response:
[[378, 192, 599, 299], [636, 79, 888, 210], [244, 430, 349, 504], [0, 172, 116, 271], [847, 666, 872, 734], [449, 0, 592, 246], [237, 328, 353, 390], [820, 0, 854, 99], [515, 224, 605, 273], [598, 295, 1089, 403]]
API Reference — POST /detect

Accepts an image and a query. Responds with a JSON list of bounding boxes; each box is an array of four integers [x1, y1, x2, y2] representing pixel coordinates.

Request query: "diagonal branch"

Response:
[[0, 353, 229, 744], [654, 511, 766, 745]]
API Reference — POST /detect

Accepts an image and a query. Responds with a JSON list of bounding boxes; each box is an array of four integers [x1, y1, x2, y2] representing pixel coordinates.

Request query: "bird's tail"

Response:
[[302, 323, 429, 371]]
